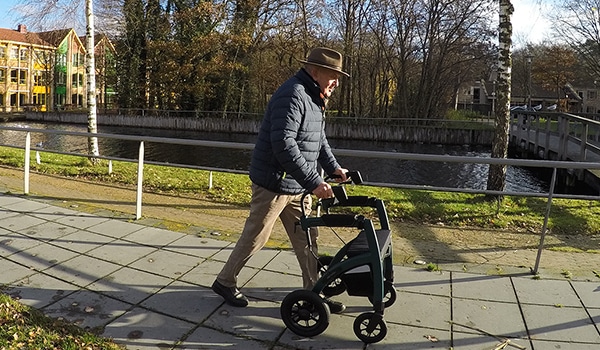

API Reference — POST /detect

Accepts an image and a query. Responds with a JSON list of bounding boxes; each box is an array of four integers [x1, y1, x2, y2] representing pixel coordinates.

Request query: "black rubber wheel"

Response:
[[368, 281, 397, 308], [353, 312, 387, 344], [280, 289, 330, 338], [317, 256, 346, 297]]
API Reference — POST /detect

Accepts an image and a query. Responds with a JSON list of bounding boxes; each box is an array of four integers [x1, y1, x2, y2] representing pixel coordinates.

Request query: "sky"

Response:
[[1, 0, 554, 44]]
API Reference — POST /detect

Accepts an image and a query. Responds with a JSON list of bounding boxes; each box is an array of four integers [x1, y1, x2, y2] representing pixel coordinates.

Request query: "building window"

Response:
[[56, 53, 66, 67], [0, 69, 4, 83], [19, 71, 26, 84], [0, 93, 4, 106], [10, 47, 18, 59], [72, 52, 84, 66], [34, 71, 44, 86], [10, 70, 17, 83], [57, 71, 66, 85], [20, 48, 28, 60], [588, 90, 597, 100], [33, 93, 46, 105], [0, 45, 6, 58]]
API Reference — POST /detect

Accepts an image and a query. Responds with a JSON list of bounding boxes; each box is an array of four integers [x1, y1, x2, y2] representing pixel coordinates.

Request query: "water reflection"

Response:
[[0, 121, 549, 193]]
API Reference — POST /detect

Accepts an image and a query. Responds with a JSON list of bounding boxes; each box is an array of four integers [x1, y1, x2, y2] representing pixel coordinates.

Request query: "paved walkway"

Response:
[[1, 192, 599, 350]]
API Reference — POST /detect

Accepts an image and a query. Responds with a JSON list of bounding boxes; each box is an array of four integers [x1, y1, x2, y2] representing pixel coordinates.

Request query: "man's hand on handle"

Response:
[[312, 168, 348, 199]]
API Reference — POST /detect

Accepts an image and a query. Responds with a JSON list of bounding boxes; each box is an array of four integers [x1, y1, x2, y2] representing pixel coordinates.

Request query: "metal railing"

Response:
[[1, 125, 600, 274]]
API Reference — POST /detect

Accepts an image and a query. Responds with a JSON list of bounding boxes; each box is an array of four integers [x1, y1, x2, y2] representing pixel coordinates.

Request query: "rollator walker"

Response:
[[280, 171, 395, 344]]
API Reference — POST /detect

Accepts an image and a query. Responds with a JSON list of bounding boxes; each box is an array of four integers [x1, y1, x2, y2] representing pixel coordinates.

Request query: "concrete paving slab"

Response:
[[128, 248, 202, 279], [86, 218, 145, 238], [102, 306, 194, 350], [29, 204, 83, 221], [85, 239, 158, 266], [277, 313, 364, 349], [0, 208, 22, 220], [0, 231, 44, 256], [0, 256, 38, 285], [394, 268, 450, 297], [452, 299, 528, 338], [242, 268, 303, 303], [261, 249, 303, 277], [161, 234, 232, 259], [4, 272, 80, 309], [54, 212, 111, 229], [452, 331, 528, 350], [571, 280, 600, 309], [211, 244, 280, 269], [49, 229, 117, 254], [9, 241, 81, 271], [42, 289, 132, 330], [0, 213, 45, 231], [0, 194, 26, 206], [383, 291, 451, 331], [532, 340, 599, 349], [203, 299, 286, 344], [177, 258, 258, 288], [365, 323, 451, 349], [121, 226, 184, 247], [183, 325, 273, 349], [16, 221, 78, 241], [521, 304, 600, 343], [41, 254, 122, 287], [86, 266, 173, 305], [1, 197, 51, 213], [452, 272, 518, 303], [140, 281, 222, 323], [512, 277, 582, 307]]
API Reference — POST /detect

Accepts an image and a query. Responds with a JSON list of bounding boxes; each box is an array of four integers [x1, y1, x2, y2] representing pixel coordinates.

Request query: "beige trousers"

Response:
[[216, 183, 319, 289]]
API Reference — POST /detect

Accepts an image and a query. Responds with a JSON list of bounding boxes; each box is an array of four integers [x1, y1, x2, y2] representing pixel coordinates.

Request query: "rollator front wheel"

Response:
[[353, 312, 387, 344], [280, 289, 330, 338]]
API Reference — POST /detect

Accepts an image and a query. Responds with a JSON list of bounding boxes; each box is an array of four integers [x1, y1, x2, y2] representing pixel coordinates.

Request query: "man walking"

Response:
[[212, 47, 349, 313]]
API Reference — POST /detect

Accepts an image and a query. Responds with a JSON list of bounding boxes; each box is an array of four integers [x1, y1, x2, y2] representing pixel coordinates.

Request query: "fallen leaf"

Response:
[[424, 335, 439, 342]]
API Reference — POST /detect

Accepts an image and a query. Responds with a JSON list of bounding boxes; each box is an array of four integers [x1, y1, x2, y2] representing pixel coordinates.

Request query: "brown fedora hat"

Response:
[[299, 47, 349, 77]]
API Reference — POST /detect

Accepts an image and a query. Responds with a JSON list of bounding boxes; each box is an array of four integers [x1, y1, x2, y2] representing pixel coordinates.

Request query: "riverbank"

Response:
[[1, 165, 599, 281], [24, 111, 495, 145]]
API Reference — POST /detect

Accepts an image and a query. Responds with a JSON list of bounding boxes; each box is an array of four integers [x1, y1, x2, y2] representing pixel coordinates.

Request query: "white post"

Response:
[[209, 171, 213, 189], [24, 132, 31, 194], [136, 141, 144, 219], [36, 151, 41, 164], [108, 160, 113, 174]]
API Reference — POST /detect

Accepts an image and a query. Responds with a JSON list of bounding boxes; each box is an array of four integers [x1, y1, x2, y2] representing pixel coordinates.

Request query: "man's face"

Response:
[[314, 68, 340, 99]]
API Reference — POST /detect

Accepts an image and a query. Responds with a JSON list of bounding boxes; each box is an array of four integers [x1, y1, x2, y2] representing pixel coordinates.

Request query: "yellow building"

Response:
[[0, 24, 116, 112], [0, 24, 54, 112]]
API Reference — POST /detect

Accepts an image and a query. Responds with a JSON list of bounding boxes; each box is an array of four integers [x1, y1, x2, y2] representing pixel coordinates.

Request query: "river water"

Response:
[[0, 121, 552, 193]]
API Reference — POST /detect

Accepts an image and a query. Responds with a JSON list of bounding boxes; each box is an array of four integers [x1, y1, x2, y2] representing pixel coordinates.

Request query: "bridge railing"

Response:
[[1, 124, 600, 274], [510, 110, 600, 162]]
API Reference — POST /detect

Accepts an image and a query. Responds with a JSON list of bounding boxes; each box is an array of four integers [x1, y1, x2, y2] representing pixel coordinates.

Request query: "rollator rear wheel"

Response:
[[317, 255, 346, 297], [280, 289, 330, 338], [368, 281, 397, 308]]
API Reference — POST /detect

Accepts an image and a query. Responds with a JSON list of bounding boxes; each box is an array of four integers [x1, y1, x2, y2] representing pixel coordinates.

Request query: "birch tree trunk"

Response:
[[486, 0, 513, 197], [86, 0, 100, 160]]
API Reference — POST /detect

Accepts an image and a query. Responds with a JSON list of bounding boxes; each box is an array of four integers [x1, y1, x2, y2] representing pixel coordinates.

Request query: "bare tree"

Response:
[[551, 0, 600, 81], [486, 0, 513, 197]]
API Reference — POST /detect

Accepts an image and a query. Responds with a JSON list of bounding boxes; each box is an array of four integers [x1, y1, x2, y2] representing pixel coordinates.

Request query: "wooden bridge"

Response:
[[509, 111, 600, 190]]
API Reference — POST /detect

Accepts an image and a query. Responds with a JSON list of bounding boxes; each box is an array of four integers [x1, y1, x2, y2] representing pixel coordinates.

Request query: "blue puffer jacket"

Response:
[[249, 68, 340, 194]]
